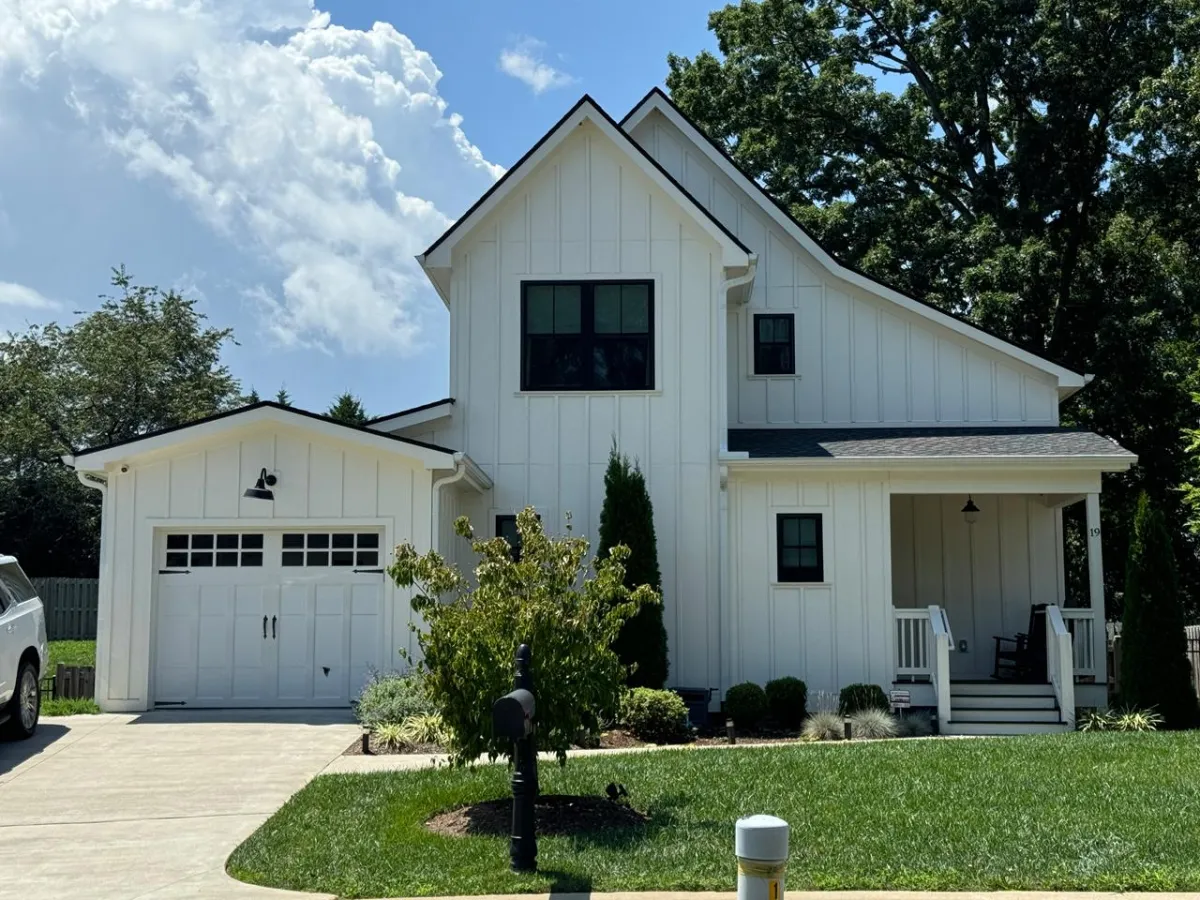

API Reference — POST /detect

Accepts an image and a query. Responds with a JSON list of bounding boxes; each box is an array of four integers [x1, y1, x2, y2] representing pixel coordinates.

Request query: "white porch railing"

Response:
[[928, 605, 954, 732], [1046, 605, 1076, 728], [1060, 608, 1097, 679], [894, 608, 932, 679]]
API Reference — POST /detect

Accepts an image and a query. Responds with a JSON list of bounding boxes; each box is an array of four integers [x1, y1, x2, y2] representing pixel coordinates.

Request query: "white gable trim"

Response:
[[622, 91, 1087, 393], [66, 404, 458, 471], [419, 95, 753, 275], [366, 399, 455, 434]]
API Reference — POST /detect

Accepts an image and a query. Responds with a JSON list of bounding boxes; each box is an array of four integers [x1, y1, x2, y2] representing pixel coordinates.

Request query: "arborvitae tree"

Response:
[[327, 391, 368, 426], [597, 441, 669, 688], [1121, 492, 1199, 728], [243, 387, 261, 405], [274, 385, 291, 407]]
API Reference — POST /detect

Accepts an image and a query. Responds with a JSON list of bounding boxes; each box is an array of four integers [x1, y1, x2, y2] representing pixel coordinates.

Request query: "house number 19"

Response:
[[1089, 527, 1101, 537]]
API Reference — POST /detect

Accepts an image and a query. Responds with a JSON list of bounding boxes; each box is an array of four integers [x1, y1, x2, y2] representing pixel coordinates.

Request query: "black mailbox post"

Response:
[[492, 643, 538, 872]]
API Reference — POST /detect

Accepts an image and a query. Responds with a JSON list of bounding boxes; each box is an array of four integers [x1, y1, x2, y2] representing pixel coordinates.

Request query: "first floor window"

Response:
[[522, 281, 653, 391], [496, 515, 522, 560], [754, 313, 795, 375], [776, 514, 823, 582]]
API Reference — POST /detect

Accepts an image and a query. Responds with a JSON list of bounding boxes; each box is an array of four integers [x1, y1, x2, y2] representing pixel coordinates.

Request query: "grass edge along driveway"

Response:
[[228, 732, 1200, 898]]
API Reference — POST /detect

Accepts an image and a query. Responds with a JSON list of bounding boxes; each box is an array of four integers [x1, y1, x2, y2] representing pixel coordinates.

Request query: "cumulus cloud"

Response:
[[0, 281, 57, 309], [0, 1, 502, 354], [499, 37, 576, 94]]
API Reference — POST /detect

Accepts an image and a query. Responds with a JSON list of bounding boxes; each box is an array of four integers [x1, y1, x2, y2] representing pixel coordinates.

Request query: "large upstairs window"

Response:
[[521, 281, 654, 391]]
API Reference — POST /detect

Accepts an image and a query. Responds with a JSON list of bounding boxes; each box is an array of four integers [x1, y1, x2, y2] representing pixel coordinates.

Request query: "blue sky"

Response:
[[0, 0, 719, 419]]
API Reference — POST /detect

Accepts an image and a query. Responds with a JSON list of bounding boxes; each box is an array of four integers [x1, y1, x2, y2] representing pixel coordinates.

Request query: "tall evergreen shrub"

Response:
[[597, 442, 669, 688]]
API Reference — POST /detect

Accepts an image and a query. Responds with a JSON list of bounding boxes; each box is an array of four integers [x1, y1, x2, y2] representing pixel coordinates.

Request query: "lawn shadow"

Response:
[[0, 722, 70, 775], [540, 869, 594, 895]]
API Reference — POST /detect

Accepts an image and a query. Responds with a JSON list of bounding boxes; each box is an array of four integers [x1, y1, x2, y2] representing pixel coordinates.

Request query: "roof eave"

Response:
[[718, 453, 1136, 472]]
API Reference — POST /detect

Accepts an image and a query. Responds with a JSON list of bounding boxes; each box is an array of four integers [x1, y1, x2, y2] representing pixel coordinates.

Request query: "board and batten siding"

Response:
[[890, 494, 1065, 678], [93, 423, 432, 710], [628, 110, 1060, 428], [728, 473, 892, 695], [437, 121, 725, 689]]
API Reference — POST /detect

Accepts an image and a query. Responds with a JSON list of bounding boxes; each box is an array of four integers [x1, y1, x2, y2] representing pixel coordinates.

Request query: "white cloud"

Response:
[[499, 37, 575, 95], [0, 0, 502, 355], [0, 281, 57, 309]]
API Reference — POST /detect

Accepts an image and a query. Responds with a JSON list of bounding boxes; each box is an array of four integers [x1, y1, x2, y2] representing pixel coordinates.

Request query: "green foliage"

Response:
[[1113, 708, 1166, 733], [47, 640, 96, 669], [399, 713, 453, 747], [895, 712, 934, 738], [801, 711, 845, 741], [41, 698, 102, 716], [373, 722, 408, 751], [389, 508, 658, 765], [1079, 708, 1116, 732], [1121, 493, 1199, 728], [597, 442, 668, 688], [355, 672, 435, 727], [765, 676, 807, 726], [667, 1, 1200, 617], [327, 391, 368, 426], [274, 386, 291, 406], [724, 682, 768, 728], [848, 709, 898, 739], [0, 267, 241, 576], [839, 683, 889, 716], [619, 687, 689, 744]]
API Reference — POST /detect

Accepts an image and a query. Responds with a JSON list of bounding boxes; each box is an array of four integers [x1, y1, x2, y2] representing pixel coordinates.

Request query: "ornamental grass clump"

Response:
[[389, 508, 659, 765], [801, 711, 845, 741], [848, 708, 898, 739]]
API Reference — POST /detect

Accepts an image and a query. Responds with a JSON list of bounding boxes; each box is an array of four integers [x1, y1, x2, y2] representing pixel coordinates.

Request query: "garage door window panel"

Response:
[[280, 532, 380, 568], [165, 533, 266, 568]]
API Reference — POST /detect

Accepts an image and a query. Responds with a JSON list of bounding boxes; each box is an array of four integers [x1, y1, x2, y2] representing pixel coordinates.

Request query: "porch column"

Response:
[[1086, 493, 1108, 683]]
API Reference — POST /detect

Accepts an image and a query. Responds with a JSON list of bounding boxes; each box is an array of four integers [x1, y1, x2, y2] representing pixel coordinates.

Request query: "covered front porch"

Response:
[[889, 486, 1109, 732]]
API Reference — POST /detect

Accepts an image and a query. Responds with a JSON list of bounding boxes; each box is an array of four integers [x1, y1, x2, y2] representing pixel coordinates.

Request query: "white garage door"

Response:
[[153, 529, 385, 708]]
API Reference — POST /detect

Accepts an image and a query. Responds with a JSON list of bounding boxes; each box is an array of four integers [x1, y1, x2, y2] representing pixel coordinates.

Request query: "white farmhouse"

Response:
[[68, 90, 1134, 734]]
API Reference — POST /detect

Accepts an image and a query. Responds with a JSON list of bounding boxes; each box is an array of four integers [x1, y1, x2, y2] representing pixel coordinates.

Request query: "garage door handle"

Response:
[[262, 615, 267, 639], [354, 568, 384, 574], [272, 615, 277, 639]]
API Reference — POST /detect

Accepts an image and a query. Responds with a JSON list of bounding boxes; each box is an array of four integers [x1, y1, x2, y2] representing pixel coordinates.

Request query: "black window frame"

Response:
[[495, 515, 523, 560], [776, 513, 824, 583], [521, 280, 654, 392], [753, 313, 796, 376]]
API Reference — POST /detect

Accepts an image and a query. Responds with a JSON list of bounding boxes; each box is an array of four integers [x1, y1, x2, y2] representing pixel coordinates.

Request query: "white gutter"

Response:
[[430, 453, 492, 553], [718, 255, 758, 453], [718, 453, 1137, 472]]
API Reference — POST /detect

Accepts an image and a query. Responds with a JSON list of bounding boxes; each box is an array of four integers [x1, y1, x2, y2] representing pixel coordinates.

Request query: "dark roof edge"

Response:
[[72, 401, 459, 460], [621, 87, 1080, 378], [421, 93, 750, 262], [364, 397, 455, 426]]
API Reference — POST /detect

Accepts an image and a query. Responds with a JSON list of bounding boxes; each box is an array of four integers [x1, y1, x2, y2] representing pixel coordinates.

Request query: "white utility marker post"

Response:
[[735, 815, 789, 900]]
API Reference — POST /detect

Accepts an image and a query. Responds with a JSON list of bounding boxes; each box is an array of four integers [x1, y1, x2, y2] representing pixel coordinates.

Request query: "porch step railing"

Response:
[[1046, 605, 1076, 728], [928, 605, 954, 732], [894, 608, 932, 680], [1059, 608, 1097, 679]]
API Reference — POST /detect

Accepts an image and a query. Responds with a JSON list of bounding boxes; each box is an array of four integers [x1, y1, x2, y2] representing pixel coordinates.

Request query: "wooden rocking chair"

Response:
[[993, 603, 1048, 681]]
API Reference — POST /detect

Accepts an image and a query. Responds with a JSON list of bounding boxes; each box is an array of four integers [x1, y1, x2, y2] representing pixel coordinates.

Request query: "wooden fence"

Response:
[[1109, 626, 1200, 702], [31, 578, 99, 641]]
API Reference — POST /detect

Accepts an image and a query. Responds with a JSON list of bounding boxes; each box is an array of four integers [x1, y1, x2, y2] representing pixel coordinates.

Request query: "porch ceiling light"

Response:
[[243, 468, 277, 501], [961, 495, 980, 525]]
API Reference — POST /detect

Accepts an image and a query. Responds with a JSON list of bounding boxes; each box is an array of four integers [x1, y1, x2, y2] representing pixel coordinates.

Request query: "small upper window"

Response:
[[754, 314, 795, 375], [776, 514, 823, 583], [522, 281, 653, 391], [496, 515, 522, 560]]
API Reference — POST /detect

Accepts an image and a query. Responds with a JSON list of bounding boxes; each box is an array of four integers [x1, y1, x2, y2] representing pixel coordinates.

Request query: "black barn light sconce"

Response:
[[961, 495, 980, 526], [244, 468, 278, 501]]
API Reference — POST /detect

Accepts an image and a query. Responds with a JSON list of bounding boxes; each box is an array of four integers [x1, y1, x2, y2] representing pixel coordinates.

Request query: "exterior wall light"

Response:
[[961, 495, 980, 525], [243, 468, 278, 501]]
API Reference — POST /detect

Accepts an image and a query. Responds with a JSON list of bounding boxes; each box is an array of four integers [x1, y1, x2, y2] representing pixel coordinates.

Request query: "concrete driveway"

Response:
[[0, 710, 360, 900]]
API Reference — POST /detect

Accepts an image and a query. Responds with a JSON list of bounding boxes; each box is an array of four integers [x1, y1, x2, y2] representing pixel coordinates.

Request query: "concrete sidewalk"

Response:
[[1, 710, 358, 900]]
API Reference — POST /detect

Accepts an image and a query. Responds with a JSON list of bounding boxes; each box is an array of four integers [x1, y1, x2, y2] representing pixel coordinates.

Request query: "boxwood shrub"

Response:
[[724, 682, 768, 728], [765, 676, 807, 726], [839, 683, 890, 716]]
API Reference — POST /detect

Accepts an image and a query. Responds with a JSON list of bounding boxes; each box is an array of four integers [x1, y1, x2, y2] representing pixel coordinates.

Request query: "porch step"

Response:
[[950, 707, 1063, 724], [951, 694, 1058, 710], [949, 681, 1055, 697], [942, 720, 1072, 736]]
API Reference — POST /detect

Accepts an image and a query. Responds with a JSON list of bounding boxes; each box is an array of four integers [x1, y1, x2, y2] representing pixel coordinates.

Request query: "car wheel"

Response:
[[4, 661, 39, 739]]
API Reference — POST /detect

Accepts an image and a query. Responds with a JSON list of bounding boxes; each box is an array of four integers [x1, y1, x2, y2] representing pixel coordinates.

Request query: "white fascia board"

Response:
[[718, 453, 1136, 473], [420, 100, 751, 273], [626, 94, 1086, 390], [70, 406, 457, 471], [367, 401, 455, 434]]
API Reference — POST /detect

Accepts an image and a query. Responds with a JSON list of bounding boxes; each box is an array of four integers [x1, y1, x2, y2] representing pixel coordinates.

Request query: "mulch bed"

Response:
[[343, 735, 443, 756], [426, 794, 650, 838]]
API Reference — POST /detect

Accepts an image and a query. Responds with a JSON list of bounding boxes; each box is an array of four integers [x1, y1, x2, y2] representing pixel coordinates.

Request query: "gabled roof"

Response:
[[418, 94, 753, 288], [365, 397, 455, 432], [621, 88, 1087, 395], [66, 401, 458, 471]]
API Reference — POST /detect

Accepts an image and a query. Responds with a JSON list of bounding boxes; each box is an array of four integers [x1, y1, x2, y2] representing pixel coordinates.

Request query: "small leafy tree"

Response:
[[389, 508, 659, 765], [1121, 492, 1199, 729], [327, 391, 368, 425], [597, 442, 669, 688]]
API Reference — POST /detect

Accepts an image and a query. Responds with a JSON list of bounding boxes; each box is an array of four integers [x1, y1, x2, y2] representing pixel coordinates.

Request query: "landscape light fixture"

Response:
[[961, 495, 980, 526], [243, 468, 277, 501]]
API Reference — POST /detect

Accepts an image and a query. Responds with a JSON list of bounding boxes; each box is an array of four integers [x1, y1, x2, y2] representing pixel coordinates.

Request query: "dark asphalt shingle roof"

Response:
[[727, 427, 1134, 460]]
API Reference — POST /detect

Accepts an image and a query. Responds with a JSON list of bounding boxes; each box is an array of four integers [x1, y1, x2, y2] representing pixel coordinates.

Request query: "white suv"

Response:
[[0, 556, 48, 739]]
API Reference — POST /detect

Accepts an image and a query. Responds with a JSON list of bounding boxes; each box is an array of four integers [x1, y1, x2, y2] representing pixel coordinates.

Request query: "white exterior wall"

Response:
[[629, 111, 1061, 428], [890, 494, 1065, 678], [93, 423, 433, 711], [727, 472, 892, 695], [435, 122, 725, 689]]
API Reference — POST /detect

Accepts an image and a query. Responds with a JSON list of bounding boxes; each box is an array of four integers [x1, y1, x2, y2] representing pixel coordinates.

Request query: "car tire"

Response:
[[3, 660, 39, 740]]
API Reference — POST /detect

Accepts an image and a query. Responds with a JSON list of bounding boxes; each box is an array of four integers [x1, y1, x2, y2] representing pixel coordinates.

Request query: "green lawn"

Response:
[[228, 733, 1200, 897], [43, 641, 101, 715]]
